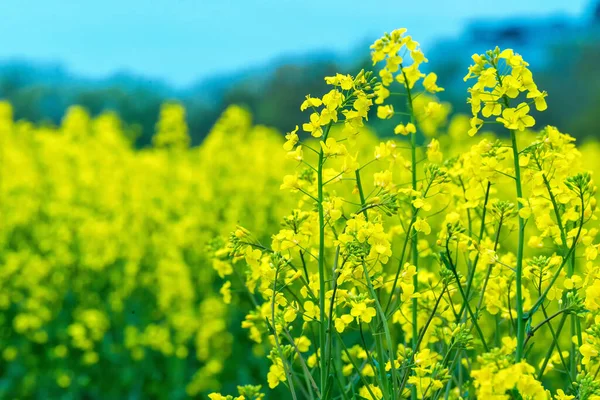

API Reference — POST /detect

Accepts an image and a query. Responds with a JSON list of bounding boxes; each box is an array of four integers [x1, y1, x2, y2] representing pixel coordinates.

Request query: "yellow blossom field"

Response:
[[2, 29, 600, 400]]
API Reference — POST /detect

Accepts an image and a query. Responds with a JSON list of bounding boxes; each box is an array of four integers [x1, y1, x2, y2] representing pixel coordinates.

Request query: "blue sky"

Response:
[[0, 0, 589, 87]]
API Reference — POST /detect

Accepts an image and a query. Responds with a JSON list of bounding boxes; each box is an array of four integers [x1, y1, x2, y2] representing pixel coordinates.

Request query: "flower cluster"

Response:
[[465, 47, 548, 136], [209, 29, 600, 400]]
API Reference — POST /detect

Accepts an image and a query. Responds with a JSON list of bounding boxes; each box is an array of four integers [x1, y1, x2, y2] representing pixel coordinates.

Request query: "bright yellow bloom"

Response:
[[377, 105, 394, 119], [373, 170, 393, 188], [300, 95, 322, 111], [220, 281, 232, 304], [267, 362, 286, 388], [580, 342, 598, 365], [294, 336, 311, 352], [394, 123, 416, 136], [426, 139, 443, 163], [302, 112, 324, 137], [303, 301, 320, 321], [422, 72, 444, 93], [358, 385, 383, 400], [586, 280, 600, 311], [350, 302, 376, 323], [413, 218, 431, 235], [468, 116, 483, 136], [283, 125, 299, 151], [320, 138, 346, 157], [496, 103, 535, 131], [527, 88, 548, 111], [335, 314, 354, 333], [555, 389, 575, 400]]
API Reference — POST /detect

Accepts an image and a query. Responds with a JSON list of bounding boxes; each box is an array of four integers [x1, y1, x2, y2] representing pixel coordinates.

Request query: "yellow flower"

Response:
[[379, 68, 394, 86], [374, 85, 390, 104], [482, 99, 502, 118], [320, 138, 346, 157], [220, 281, 232, 304], [396, 64, 424, 89], [555, 389, 575, 400], [322, 89, 344, 111], [527, 89, 548, 111], [283, 307, 297, 323], [496, 103, 535, 131], [358, 385, 383, 400], [516, 374, 546, 400], [300, 95, 322, 111], [527, 236, 544, 249], [424, 101, 442, 116], [586, 280, 600, 311], [468, 117, 483, 136], [267, 362, 286, 388], [426, 139, 443, 163], [563, 275, 582, 290], [325, 73, 354, 90], [394, 123, 416, 136], [286, 145, 303, 161], [413, 218, 431, 235], [373, 170, 393, 188], [303, 301, 320, 321], [294, 336, 311, 352], [302, 112, 324, 137], [422, 73, 444, 93], [350, 301, 376, 323], [412, 197, 432, 211], [280, 174, 300, 191], [377, 105, 394, 120], [335, 314, 354, 333], [283, 125, 299, 151], [580, 342, 598, 365]]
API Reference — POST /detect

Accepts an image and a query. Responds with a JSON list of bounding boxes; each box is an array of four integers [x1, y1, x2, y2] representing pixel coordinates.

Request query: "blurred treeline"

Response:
[[1, 4, 599, 147]]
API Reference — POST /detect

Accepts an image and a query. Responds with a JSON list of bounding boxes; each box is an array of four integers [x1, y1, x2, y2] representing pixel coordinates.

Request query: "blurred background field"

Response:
[[0, 1, 599, 399]]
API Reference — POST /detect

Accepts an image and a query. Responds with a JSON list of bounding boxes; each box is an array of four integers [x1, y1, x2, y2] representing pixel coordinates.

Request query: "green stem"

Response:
[[402, 70, 419, 400], [271, 268, 299, 400], [337, 332, 379, 400], [437, 349, 462, 400], [537, 313, 569, 379], [355, 170, 369, 220], [398, 284, 448, 395], [441, 253, 489, 352], [460, 181, 492, 318], [510, 130, 526, 362], [385, 178, 433, 315], [362, 262, 399, 397], [359, 324, 387, 399], [537, 163, 579, 374], [523, 308, 570, 349], [324, 248, 340, 387], [283, 327, 320, 399], [406, 78, 419, 354], [532, 170, 586, 373], [569, 229, 583, 378], [317, 124, 332, 392], [355, 167, 399, 397], [540, 303, 569, 374]]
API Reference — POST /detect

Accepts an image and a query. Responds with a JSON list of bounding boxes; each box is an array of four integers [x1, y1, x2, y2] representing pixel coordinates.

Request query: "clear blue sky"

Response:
[[0, 0, 589, 87]]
